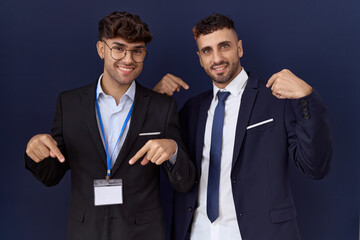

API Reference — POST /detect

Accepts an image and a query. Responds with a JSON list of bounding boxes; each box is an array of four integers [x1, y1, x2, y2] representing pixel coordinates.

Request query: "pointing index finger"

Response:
[[167, 74, 189, 90], [129, 143, 150, 165], [42, 136, 65, 162], [48, 145, 65, 162], [266, 73, 278, 88]]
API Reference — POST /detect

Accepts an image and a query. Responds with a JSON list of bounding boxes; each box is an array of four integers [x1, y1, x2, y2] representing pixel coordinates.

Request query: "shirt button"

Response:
[[232, 180, 236, 184]]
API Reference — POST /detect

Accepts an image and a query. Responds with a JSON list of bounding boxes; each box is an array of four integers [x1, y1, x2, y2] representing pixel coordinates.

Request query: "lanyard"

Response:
[[95, 97, 134, 181]]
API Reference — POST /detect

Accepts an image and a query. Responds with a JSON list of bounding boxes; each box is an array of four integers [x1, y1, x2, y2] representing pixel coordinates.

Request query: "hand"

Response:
[[26, 134, 65, 163], [153, 74, 189, 96], [129, 139, 177, 166], [266, 69, 313, 99]]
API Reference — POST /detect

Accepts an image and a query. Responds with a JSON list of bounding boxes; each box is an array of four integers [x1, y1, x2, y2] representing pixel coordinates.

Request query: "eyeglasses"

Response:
[[102, 41, 147, 63]]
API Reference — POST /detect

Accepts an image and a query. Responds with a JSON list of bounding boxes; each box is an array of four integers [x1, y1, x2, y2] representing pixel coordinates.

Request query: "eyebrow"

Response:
[[218, 41, 232, 46], [112, 41, 146, 49], [200, 46, 212, 52], [200, 40, 233, 52]]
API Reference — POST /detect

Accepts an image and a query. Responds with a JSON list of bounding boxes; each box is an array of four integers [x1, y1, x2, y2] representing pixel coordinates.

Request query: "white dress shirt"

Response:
[[96, 74, 135, 167], [190, 69, 248, 240]]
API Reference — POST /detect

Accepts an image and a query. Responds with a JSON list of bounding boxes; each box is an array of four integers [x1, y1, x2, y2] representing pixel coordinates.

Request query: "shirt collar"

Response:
[[212, 68, 248, 98], [96, 73, 136, 102]]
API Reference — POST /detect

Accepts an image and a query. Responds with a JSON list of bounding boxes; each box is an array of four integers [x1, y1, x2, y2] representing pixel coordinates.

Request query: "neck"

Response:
[[101, 74, 132, 105]]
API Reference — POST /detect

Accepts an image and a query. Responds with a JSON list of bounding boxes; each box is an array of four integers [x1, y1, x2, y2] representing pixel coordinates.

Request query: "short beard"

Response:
[[206, 61, 240, 85]]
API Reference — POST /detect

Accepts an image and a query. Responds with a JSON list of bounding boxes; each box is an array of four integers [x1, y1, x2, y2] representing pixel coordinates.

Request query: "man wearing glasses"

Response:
[[25, 11, 195, 240]]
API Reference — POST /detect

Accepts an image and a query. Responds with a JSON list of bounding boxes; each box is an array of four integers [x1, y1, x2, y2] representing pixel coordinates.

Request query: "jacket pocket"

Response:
[[69, 204, 85, 223], [269, 206, 297, 223], [135, 206, 164, 225]]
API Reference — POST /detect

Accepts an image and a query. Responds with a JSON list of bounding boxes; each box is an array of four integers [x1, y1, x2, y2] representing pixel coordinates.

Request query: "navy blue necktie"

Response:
[[207, 91, 230, 223]]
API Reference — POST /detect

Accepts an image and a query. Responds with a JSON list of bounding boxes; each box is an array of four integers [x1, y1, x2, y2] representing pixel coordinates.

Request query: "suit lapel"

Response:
[[111, 82, 150, 176], [81, 81, 107, 166], [232, 76, 259, 169], [196, 91, 213, 177]]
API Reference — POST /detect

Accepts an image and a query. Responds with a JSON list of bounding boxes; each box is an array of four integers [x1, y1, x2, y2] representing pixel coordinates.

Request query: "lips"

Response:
[[117, 65, 135, 74], [211, 64, 228, 74], [213, 66, 226, 73], [211, 61, 229, 74]]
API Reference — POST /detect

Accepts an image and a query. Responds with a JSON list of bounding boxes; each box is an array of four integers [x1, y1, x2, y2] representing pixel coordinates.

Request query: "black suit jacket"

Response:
[[172, 76, 332, 240], [25, 80, 196, 240]]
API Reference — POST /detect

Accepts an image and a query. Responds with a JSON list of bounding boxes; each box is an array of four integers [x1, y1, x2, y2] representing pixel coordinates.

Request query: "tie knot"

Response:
[[217, 91, 230, 103]]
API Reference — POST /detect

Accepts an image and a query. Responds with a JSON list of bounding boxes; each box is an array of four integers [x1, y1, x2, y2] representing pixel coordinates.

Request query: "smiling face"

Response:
[[196, 28, 243, 89], [97, 37, 145, 88]]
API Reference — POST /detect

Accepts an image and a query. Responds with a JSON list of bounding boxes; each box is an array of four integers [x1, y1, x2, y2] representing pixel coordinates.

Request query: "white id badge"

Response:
[[94, 179, 123, 206]]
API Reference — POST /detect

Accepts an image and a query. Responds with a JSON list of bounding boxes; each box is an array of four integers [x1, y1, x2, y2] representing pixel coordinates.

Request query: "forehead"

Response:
[[107, 37, 146, 48], [196, 28, 238, 49]]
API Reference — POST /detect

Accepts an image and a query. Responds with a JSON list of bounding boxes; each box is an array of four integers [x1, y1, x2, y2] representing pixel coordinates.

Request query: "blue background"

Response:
[[1, 0, 359, 239]]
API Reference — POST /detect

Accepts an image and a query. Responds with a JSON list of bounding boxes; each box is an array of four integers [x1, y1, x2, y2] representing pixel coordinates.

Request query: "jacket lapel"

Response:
[[111, 82, 150, 176], [232, 76, 259, 169], [80, 81, 107, 166], [196, 91, 213, 177]]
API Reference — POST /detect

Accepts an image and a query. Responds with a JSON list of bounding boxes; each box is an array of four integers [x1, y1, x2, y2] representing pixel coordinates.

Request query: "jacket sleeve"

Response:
[[24, 94, 70, 187], [286, 90, 332, 179], [162, 98, 196, 193]]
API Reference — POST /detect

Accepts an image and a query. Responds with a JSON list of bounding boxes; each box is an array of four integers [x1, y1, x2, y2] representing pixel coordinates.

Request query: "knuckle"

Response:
[[40, 134, 48, 140], [32, 138, 39, 144], [25, 148, 31, 155]]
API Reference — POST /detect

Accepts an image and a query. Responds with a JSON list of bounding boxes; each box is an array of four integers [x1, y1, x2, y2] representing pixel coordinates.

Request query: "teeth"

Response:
[[118, 67, 133, 72], [214, 66, 225, 70]]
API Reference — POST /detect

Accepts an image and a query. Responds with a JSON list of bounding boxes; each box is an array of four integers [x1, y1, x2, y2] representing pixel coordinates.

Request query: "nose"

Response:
[[212, 49, 223, 64], [121, 50, 134, 64]]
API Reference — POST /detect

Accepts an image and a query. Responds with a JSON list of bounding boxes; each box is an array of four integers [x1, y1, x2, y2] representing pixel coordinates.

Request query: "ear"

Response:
[[96, 41, 104, 60], [237, 40, 243, 58], [197, 51, 204, 67]]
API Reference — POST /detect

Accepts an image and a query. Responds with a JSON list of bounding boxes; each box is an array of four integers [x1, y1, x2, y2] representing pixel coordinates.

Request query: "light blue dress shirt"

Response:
[[95, 74, 177, 168], [96, 74, 135, 167]]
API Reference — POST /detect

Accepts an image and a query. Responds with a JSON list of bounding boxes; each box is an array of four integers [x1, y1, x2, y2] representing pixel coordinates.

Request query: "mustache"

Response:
[[115, 63, 136, 68], [211, 61, 229, 69], [115, 60, 136, 67]]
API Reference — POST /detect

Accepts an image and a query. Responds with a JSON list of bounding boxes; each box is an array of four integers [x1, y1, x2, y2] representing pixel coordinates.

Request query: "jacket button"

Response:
[[304, 115, 310, 120], [303, 109, 309, 115], [188, 207, 193, 212], [232, 180, 236, 184], [301, 100, 307, 106], [175, 171, 183, 180]]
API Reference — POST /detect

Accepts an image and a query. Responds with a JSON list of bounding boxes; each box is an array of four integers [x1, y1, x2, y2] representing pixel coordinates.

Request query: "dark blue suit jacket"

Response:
[[172, 76, 332, 240]]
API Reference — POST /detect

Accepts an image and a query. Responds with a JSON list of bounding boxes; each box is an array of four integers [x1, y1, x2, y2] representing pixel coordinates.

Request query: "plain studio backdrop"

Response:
[[1, 0, 359, 239]]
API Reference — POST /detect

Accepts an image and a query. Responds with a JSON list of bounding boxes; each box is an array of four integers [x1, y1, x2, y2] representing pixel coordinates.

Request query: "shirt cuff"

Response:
[[166, 141, 178, 169]]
